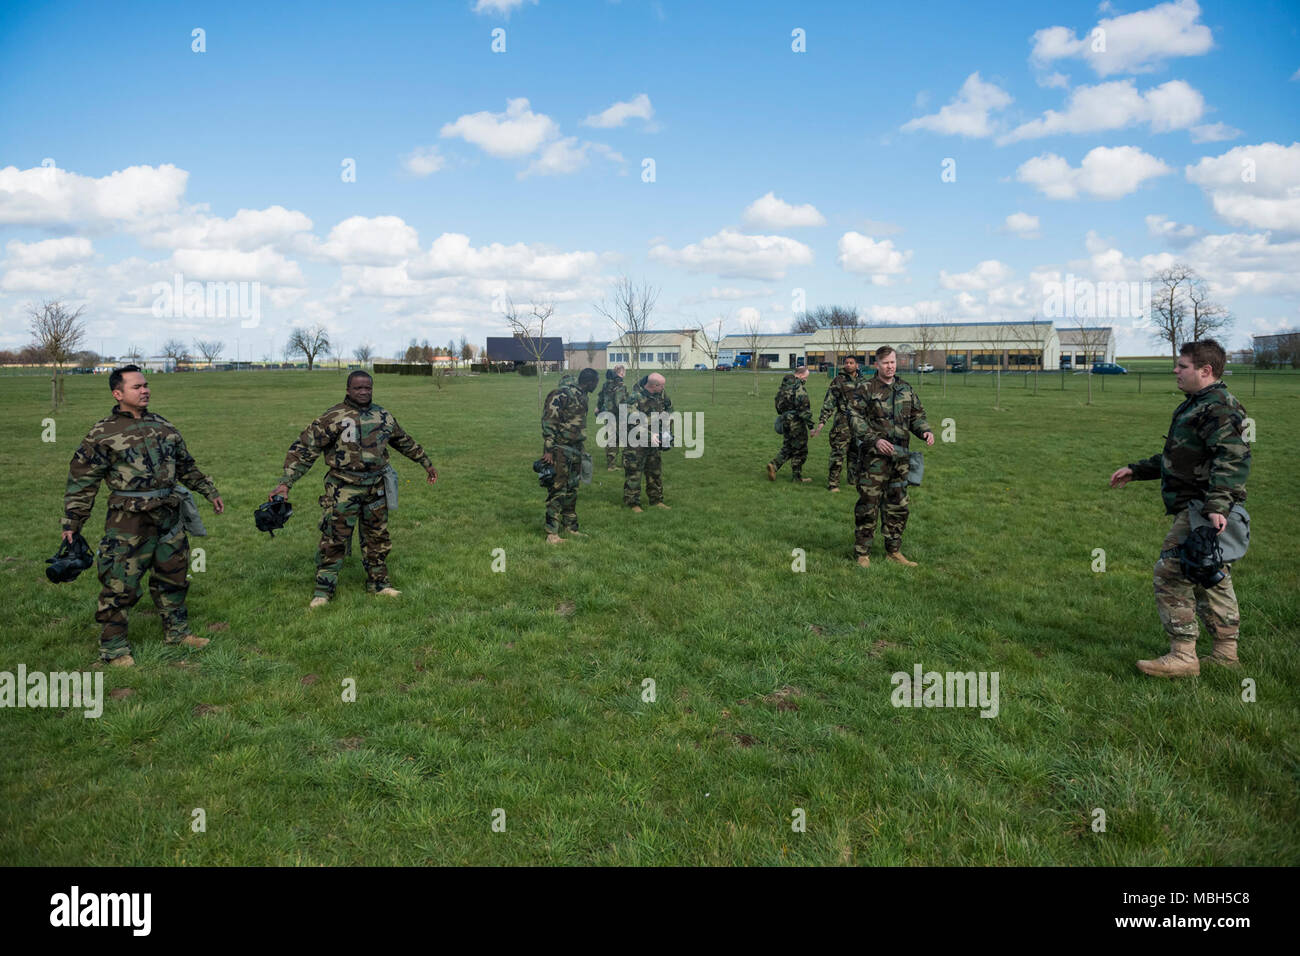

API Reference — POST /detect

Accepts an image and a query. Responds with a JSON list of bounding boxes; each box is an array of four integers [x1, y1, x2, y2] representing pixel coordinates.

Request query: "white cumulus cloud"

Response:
[[582, 94, 654, 128], [1017, 146, 1172, 199], [650, 229, 813, 280], [0, 163, 188, 226], [319, 216, 421, 266], [901, 72, 1012, 137], [999, 79, 1204, 143], [1004, 212, 1041, 238], [940, 259, 1014, 291], [1184, 142, 1300, 232], [742, 192, 826, 229], [440, 98, 560, 158], [4, 237, 94, 267], [836, 232, 911, 285], [401, 146, 446, 177], [1030, 0, 1214, 76]]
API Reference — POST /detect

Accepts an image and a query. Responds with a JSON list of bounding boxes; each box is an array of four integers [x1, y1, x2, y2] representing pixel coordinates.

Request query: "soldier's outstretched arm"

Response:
[[278, 414, 333, 492], [174, 433, 222, 511], [1127, 453, 1162, 481], [389, 417, 437, 482], [909, 393, 932, 443], [62, 430, 110, 537], [817, 383, 836, 426]]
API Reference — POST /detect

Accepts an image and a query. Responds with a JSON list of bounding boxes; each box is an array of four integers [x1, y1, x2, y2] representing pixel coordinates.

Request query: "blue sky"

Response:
[[1, 0, 1297, 360]]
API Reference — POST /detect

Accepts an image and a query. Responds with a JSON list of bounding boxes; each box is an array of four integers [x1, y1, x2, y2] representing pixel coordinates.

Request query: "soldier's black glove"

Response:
[[254, 495, 294, 537], [46, 533, 93, 583], [1179, 526, 1226, 587]]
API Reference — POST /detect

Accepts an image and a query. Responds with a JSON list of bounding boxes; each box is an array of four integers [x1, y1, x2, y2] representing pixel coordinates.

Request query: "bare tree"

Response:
[[124, 344, 144, 363], [1006, 319, 1046, 396], [933, 322, 962, 397], [740, 314, 766, 396], [1149, 264, 1195, 360], [693, 315, 727, 404], [354, 343, 375, 366], [1074, 323, 1112, 406], [194, 339, 225, 366], [160, 338, 190, 366], [505, 296, 557, 408], [585, 337, 598, 365], [460, 337, 475, 363], [912, 317, 943, 383], [287, 324, 331, 371], [28, 300, 87, 408], [790, 311, 821, 334], [1187, 278, 1233, 343], [593, 276, 658, 376], [977, 324, 1010, 410]]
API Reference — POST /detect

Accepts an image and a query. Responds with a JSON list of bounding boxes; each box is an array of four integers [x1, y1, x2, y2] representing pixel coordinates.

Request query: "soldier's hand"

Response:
[[1108, 467, 1133, 489], [270, 483, 289, 501], [923, 431, 935, 446], [875, 439, 895, 456], [1209, 512, 1227, 534], [61, 530, 75, 544], [813, 424, 823, 437], [541, 452, 553, 465], [426, 466, 438, 485], [212, 496, 225, 515]]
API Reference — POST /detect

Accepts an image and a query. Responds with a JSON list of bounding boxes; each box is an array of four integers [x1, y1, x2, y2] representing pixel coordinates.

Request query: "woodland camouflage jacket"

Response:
[[1128, 381, 1250, 516], [63, 406, 218, 533], [280, 397, 432, 488]]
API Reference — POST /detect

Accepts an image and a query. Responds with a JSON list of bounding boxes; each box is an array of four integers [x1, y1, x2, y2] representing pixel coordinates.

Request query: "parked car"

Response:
[[1091, 362, 1128, 375], [693, 363, 709, 370], [948, 362, 968, 373], [716, 363, 732, 371], [916, 363, 934, 373]]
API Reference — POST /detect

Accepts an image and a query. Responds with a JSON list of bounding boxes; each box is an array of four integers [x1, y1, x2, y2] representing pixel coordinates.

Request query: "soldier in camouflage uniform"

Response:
[[624, 372, 673, 512], [1109, 340, 1251, 677], [596, 364, 628, 469], [848, 347, 933, 568], [542, 368, 599, 542], [62, 365, 225, 666], [767, 365, 814, 482], [817, 355, 860, 492], [270, 371, 436, 607]]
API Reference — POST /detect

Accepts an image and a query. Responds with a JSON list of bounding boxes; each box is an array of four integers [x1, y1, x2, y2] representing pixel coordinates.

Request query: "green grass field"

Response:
[[1, 368, 1297, 865]]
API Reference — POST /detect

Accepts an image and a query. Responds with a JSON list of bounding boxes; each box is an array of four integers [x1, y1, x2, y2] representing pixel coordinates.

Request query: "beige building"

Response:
[[718, 320, 1062, 371], [606, 330, 713, 370], [1056, 327, 1116, 368]]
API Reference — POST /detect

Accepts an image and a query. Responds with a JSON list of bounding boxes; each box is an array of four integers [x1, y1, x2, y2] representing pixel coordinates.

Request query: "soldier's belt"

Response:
[[112, 486, 178, 500], [328, 467, 386, 485], [553, 443, 584, 455]]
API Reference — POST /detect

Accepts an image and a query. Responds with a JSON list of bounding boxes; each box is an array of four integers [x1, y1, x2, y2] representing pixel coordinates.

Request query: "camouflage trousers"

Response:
[[545, 446, 583, 534], [854, 452, 910, 555], [623, 447, 663, 506], [95, 504, 191, 660], [771, 418, 809, 478], [604, 436, 622, 468], [1154, 510, 1240, 645], [827, 417, 857, 489], [316, 476, 391, 597]]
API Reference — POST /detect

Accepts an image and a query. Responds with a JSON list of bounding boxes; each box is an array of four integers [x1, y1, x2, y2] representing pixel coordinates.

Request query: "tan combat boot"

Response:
[[1137, 639, 1200, 678], [885, 552, 918, 567], [375, 587, 402, 597], [654, 502, 671, 510], [176, 635, 210, 649], [856, 555, 870, 568], [566, 529, 588, 538], [630, 505, 643, 513], [94, 654, 135, 669], [309, 596, 329, 608], [546, 532, 566, 543], [1200, 638, 1240, 668], [766, 463, 777, 481]]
